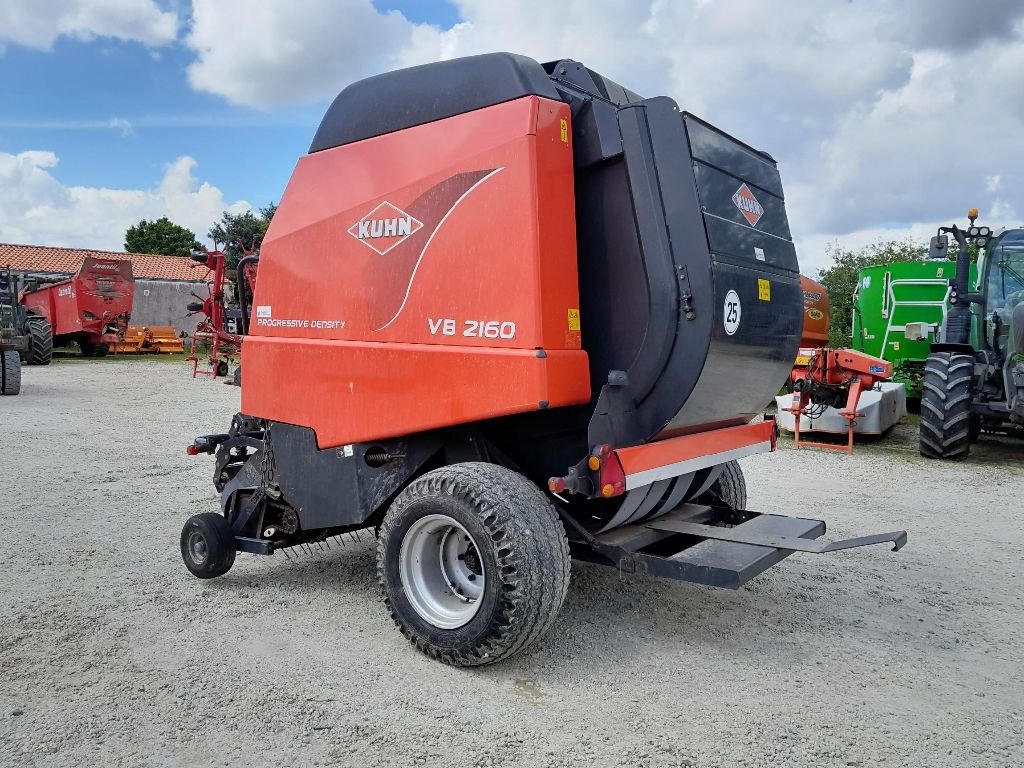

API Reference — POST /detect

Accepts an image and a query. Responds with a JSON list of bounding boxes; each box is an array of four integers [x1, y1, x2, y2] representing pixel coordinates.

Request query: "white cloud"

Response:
[[180, 0, 1024, 267], [185, 0, 427, 108], [0, 151, 250, 250], [0, 0, 177, 51]]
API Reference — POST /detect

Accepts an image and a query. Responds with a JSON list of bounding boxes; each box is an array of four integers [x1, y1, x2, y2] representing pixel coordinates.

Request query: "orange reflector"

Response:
[[588, 455, 601, 471], [601, 484, 616, 498]]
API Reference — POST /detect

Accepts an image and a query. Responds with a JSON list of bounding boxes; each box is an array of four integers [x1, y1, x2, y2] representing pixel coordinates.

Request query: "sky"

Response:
[[1, 0, 1023, 273]]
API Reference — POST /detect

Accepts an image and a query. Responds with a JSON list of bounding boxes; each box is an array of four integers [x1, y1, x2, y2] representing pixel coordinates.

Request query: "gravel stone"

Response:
[[1, 361, 1022, 767]]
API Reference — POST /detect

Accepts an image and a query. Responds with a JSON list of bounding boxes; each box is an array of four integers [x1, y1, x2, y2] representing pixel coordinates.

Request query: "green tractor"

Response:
[[920, 210, 1024, 459], [0, 268, 24, 395]]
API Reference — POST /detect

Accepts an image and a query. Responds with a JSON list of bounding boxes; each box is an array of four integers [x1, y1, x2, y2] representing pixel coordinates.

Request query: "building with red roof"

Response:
[[0, 243, 201, 282], [1, 242, 211, 334]]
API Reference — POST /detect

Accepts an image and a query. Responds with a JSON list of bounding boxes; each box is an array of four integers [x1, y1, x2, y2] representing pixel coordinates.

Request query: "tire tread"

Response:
[[377, 462, 570, 666], [919, 352, 974, 460], [25, 315, 53, 365]]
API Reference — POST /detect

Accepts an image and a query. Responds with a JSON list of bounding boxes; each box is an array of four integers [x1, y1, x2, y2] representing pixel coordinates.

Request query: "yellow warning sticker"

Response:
[[758, 278, 771, 301], [560, 118, 569, 144], [567, 308, 581, 331]]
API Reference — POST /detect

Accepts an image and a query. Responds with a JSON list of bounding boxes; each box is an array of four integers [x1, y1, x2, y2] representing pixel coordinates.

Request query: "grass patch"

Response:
[[51, 350, 194, 365]]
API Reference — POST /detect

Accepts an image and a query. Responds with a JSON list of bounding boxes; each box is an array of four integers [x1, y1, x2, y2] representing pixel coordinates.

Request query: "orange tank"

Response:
[[800, 275, 829, 348]]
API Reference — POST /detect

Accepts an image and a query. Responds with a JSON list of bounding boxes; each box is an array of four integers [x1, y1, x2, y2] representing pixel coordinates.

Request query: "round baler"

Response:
[[182, 53, 906, 666]]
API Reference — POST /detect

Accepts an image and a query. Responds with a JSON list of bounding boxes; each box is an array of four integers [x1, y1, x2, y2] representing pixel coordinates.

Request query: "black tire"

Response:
[[180, 513, 236, 579], [93, 343, 109, 357], [919, 352, 974, 460], [216, 360, 230, 377], [698, 460, 747, 509], [377, 463, 571, 666], [79, 340, 96, 356], [25, 315, 53, 365], [1, 350, 22, 395]]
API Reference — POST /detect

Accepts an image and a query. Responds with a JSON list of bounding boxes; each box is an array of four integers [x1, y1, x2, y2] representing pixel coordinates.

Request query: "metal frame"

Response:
[[564, 503, 905, 590]]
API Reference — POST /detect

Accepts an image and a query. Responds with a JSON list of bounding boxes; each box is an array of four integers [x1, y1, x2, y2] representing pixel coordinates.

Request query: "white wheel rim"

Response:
[[398, 514, 485, 629]]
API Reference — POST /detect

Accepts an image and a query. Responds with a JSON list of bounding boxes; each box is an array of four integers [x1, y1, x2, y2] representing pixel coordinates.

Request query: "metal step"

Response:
[[568, 504, 905, 589]]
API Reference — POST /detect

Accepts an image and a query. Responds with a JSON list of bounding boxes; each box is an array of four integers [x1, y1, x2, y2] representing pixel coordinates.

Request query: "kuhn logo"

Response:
[[348, 201, 424, 255], [732, 183, 764, 227]]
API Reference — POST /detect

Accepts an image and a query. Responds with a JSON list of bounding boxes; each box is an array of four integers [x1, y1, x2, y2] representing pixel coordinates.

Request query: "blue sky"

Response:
[[0, 2, 458, 215], [1, 1, 1022, 270]]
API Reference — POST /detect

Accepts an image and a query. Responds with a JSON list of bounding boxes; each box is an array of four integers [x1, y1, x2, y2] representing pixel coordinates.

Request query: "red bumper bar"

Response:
[[614, 420, 776, 492]]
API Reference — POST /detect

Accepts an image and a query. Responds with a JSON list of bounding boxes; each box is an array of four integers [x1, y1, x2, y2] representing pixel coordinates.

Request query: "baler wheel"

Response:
[[180, 513, 236, 579], [1, 350, 22, 395], [699, 460, 747, 510], [25, 316, 53, 365], [216, 360, 230, 377], [919, 352, 974, 460], [377, 463, 570, 666]]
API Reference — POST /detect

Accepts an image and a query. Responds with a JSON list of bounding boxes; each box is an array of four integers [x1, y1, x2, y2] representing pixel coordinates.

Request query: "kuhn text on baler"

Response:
[[183, 54, 906, 666]]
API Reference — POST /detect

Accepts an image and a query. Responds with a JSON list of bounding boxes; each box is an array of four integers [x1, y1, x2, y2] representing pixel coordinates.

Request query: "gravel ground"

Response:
[[2, 361, 1022, 768]]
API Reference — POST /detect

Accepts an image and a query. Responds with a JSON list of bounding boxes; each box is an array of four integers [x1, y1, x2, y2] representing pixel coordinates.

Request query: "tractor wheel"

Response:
[[93, 343, 109, 357], [180, 513, 236, 579], [1, 350, 22, 395], [79, 340, 96, 356], [698, 460, 747, 510], [25, 316, 53, 365], [919, 352, 974, 460], [377, 463, 570, 666]]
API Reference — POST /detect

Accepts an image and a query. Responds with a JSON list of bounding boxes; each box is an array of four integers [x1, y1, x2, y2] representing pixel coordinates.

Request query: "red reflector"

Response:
[[186, 445, 200, 456], [595, 444, 626, 498]]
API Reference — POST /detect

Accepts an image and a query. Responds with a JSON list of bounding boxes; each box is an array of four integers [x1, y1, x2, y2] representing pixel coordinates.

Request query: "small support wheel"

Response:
[[377, 463, 571, 666], [216, 360, 230, 377], [180, 513, 236, 579]]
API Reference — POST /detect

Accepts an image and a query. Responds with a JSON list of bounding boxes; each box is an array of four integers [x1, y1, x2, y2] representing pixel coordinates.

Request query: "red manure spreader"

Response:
[[182, 54, 906, 665], [20, 257, 134, 357]]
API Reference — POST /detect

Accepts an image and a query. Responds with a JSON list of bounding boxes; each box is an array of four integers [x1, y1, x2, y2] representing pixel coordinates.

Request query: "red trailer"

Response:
[[20, 257, 134, 356]]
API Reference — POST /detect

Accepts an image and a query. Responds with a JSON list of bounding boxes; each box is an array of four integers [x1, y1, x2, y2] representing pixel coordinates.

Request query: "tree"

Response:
[[818, 238, 926, 348], [124, 217, 201, 256], [207, 203, 277, 267]]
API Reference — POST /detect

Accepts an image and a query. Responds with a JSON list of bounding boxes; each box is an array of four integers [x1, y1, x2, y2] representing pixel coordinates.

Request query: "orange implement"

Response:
[[789, 348, 893, 453], [144, 326, 185, 353], [113, 326, 146, 354], [114, 325, 185, 354]]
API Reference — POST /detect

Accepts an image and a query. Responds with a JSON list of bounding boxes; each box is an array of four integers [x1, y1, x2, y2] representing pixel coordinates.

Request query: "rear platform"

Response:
[[569, 503, 905, 589]]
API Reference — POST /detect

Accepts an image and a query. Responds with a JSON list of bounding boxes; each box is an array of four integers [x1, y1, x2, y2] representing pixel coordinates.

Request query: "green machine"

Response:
[[852, 260, 978, 399]]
